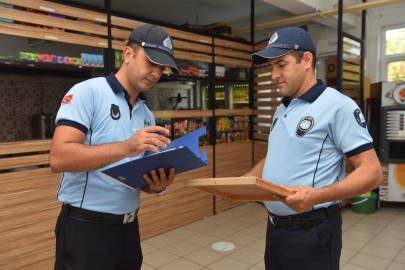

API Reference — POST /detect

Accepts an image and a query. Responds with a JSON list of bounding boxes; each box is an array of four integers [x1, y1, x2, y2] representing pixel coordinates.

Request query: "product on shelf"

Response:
[[114, 51, 123, 69], [68, 57, 82, 66], [19, 52, 38, 62], [188, 65, 199, 77], [53, 55, 68, 64], [38, 54, 53, 63], [81, 53, 88, 66], [93, 54, 99, 67], [98, 55, 104, 68], [0, 3, 13, 23]]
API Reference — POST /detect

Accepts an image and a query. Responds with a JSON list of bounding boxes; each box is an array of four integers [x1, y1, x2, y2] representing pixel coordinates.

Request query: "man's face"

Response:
[[125, 47, 167, 92], [268, 53, 306, 99]]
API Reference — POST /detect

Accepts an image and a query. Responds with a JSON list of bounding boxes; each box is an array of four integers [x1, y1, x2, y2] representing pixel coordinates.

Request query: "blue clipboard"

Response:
[[101, 127, 208, 189]]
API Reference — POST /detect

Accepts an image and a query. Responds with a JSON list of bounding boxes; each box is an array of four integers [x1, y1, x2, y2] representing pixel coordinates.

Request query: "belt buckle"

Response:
[[269, 215, 276, 226], [123, 210, 136, 224]]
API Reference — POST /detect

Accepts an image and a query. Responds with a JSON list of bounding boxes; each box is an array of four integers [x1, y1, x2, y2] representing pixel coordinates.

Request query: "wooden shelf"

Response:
[[215, 109, 252, 116], [0, 21, 108, 49], [152, 110, 213, 119]]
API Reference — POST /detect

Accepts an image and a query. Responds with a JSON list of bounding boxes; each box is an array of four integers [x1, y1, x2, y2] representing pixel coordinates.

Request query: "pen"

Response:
[[132, 129, 167, 135]]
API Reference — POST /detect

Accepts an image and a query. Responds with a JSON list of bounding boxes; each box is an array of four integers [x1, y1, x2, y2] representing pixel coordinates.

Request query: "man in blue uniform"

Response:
[[244, 27, 382, 270], [50, 24, 179, 270]]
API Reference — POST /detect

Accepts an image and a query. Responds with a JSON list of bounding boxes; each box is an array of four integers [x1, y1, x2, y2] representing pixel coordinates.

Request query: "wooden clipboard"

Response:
[[184, 177, 295, 201]]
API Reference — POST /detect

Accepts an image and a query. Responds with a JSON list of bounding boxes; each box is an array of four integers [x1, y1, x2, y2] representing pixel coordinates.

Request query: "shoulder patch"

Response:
[[353, 109, 366, 128], [296, 116, 314, 137], [61, 94, 73, 104]]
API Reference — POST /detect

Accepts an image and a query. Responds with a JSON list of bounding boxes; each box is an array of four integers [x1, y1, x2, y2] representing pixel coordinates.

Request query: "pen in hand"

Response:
[[132, 129, 167, 135]]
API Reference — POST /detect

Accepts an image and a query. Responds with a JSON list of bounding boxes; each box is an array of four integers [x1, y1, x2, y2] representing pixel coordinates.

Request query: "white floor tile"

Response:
[[340, 248, 357, 262], [220, 220, 252, 231], [351, 222, 384, 234], [359, 242, 400, 260], [342, 237, 368, 252], [235, 214, 266, 224], [184, 248, 224, 266], [141, 263, 156, 270], [379, 227, 405, 241], [165, 227, 199, 240], [184, 233, 221, 247], [393, 215, 405, 224], [340, 263, 373, 270], [387, 221, 405, 232], [349, 253, 391, 270], [387, 261, 405, 270], [247, 238, 266, 253], [143, 234, 179, 249], [343, 228, 376, 242], [184, 220, 217, 232], [370, 235, 405, 250], [208, 257, 251, 270], [360, 216, 391, 227], [228, 247, 264, 265], [203, 226, 237, 238], [143, 250, 179, 268], [223, 232, 260, 246], [201, 215, 231, 225], [141, 242, 158, 255], [216, 209, 246, 220], [162, 241, 201, 257], [239, 225, 267, 238], [159, 258, 203, 270], [394, 250, 405, 264], [340, 260, 346, 269], [255, 260, 265, 269]]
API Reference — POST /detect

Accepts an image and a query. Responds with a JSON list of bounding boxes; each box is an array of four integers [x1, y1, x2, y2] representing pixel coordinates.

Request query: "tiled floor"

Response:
[[141, 202, 405, 270]]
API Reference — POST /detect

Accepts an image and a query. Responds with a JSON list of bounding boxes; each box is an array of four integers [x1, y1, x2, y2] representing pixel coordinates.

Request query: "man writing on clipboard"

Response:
[[50, 25, 178, 270], [243, 27, 382, 270]]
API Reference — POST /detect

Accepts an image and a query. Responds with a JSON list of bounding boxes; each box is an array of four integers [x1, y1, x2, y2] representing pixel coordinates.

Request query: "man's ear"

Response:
[[123, 46, 133, 64], [302, 51, 313, 70]]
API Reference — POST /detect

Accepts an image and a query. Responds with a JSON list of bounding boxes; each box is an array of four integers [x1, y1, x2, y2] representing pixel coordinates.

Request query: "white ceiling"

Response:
[[62, 0, 367, 42]]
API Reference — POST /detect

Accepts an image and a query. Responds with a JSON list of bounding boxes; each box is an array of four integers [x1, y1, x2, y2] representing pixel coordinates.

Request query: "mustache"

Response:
[[146, 76, 156, 83]]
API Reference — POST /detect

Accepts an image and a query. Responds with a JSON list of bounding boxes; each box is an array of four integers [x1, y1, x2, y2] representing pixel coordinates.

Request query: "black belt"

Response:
[[268, 204, 341, 228], [62, 204, 138, 225]]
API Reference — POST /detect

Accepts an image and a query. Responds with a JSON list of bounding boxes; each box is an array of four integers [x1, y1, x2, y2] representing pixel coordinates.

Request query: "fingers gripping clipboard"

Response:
[[185, 177, 295, 201]]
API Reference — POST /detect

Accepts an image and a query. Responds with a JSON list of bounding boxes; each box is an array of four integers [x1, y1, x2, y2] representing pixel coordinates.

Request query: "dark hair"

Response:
[[125, 40, 141, 59], [290, 50, 316, 70]]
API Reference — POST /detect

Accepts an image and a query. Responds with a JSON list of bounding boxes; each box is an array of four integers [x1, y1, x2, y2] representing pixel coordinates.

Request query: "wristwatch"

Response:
[[152, 187, 167, 196]]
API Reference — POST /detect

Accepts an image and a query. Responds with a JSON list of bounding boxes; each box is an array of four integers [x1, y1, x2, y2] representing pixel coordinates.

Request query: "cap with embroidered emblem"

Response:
[[129, 24, 179, 74], [251, 27, 316, 65]]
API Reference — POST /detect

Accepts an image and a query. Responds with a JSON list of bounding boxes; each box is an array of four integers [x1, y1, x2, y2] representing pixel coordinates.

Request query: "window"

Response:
[[381, 26, 405, 82]]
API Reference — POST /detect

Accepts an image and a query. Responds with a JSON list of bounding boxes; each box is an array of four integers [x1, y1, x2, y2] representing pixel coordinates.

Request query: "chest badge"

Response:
[[144, 119, 150, 126], [296, 116, 314, 137], [111, 104, 120, 120]]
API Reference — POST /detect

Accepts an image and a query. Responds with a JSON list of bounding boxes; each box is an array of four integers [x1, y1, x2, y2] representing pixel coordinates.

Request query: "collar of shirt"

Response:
[[281, 79, 327, 107], [105, 72, 148, 119]]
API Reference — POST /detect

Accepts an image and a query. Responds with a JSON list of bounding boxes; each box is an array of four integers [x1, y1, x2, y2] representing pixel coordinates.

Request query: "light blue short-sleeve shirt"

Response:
[[262, 80, 373, 216], [55, 73, 155, 214]]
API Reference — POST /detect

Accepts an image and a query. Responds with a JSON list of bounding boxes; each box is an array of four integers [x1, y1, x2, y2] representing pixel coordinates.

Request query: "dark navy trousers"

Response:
[[54, 211, 143, 270], [265, 212, 342, 270]]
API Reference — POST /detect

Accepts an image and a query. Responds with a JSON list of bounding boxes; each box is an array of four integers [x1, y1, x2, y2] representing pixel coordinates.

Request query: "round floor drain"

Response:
[[212, 241, 235, 251]]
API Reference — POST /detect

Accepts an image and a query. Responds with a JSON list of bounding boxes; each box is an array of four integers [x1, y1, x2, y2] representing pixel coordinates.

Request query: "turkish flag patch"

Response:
[[61, 94, 73, 104]]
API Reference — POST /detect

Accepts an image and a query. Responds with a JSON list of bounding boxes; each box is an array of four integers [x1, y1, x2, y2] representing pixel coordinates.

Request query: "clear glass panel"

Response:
[[387, 61, 405, 82], [386, 28, 405, 55]]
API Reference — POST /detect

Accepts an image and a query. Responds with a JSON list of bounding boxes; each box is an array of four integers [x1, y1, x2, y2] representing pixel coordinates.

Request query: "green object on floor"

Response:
[[350, 192, 377, 214]]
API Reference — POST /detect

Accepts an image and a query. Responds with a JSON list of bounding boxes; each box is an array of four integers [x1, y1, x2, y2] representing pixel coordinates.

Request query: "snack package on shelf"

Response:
[[188, 65, 199, 77], [98, 55, 104, 68], [19, 52, 38, 62], [92, 54, 99, 67], [53, 55, 68, 64], [38, 54, 53, 63], [68, 57, 82, 66], [0, 3, 14, 23]]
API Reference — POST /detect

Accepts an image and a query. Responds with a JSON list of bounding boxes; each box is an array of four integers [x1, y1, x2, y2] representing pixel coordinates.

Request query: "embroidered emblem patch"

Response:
[[163, 36, 173, 50], [61, 94, 73, 104], [268, 31, 278, 45], [111, 104, 120, 120], [144, 119, 150, 126], [296, 116, 314, 137], [270, 118, 278, 132], [354, 109, 366, 128]]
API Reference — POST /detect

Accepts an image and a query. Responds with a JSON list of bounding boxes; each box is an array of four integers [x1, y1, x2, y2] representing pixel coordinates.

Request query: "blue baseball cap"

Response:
[[129, 24, 179, 74], [251, 27, 316, 65]]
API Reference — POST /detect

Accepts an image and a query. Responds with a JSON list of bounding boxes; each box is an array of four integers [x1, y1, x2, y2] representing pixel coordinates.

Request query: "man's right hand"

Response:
[[124, 126, 171, 157]]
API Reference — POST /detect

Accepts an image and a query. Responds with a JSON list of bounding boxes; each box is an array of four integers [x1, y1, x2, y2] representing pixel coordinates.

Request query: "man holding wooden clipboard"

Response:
[[246, 27, 382, 270]]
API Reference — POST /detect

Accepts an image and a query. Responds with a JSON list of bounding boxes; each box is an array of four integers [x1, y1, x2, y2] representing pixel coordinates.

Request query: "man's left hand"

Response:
[[143, 167, 175, 193], [273, 185, 320, 214]]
